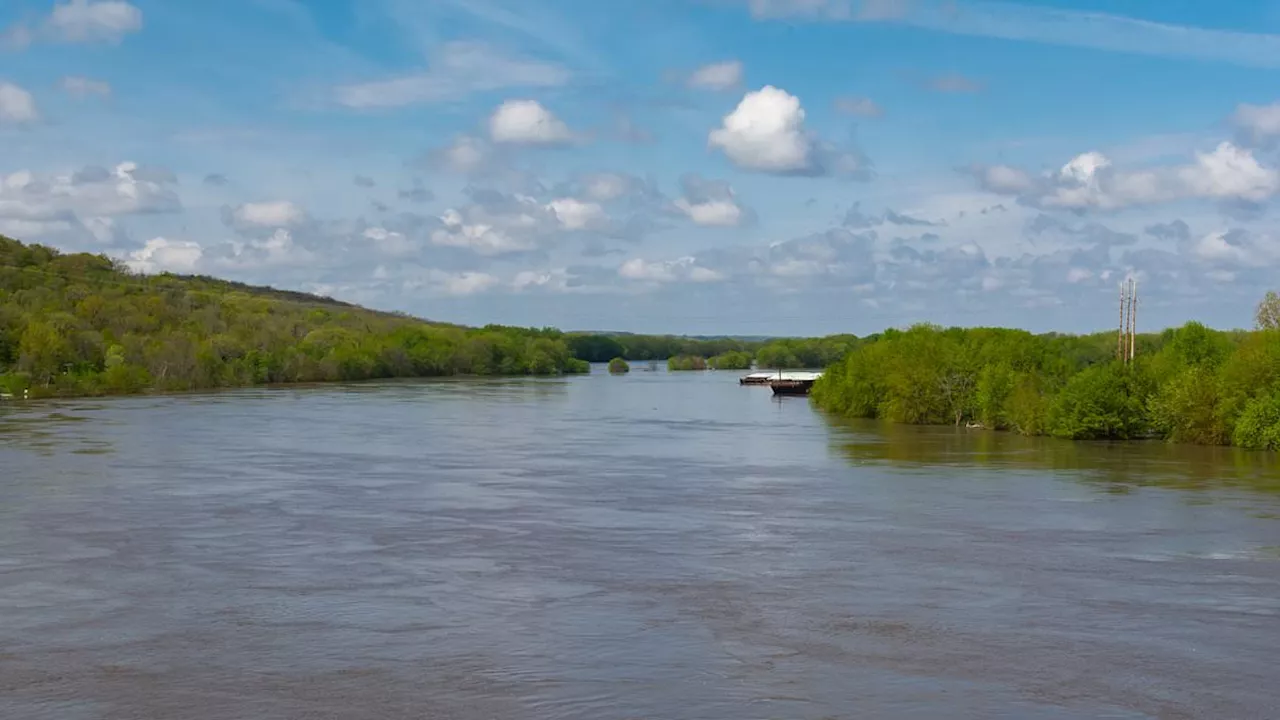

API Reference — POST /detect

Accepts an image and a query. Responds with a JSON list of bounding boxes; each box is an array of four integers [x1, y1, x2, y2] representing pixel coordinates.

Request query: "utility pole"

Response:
[[1118, 281, 1126, 362], [1128, 279, 1138, 362]]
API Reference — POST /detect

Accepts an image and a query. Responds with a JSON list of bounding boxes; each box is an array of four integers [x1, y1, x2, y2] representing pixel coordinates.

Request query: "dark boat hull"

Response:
[[770, 380, 815, 396]]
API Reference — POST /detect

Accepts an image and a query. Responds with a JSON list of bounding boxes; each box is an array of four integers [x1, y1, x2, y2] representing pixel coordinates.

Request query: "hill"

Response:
[[0, 236, 586, 398]]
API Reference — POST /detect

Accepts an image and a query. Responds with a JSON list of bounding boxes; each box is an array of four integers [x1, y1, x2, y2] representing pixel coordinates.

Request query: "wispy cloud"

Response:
[[742, 0, 1280, 69], [334, 41, 570, 109]]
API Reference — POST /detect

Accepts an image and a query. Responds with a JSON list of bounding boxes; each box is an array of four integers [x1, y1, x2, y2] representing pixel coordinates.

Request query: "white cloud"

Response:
[[208, 228, 314, 270], [687, 60, 743, 91], [125, 237, 203, 274], [60, 76, 112, 98], [619, 257, 724, 283], [547, 197, 608, 230], [405, 269, 500, 296], [1234, 102, 1280, 144], [975, 142, 1280, 210], [437, 271, 500, 296], [834, 96, 883, 118], [231, 200, 305, 227], [335, 41, 569, 109], [0, 82, 38, 124], [674, 175, 749, 227], [675, 198, 744, 227], [48, 0, 143, 44], [1178, 142, 1278, 202], [363, 226, 414, 257], [0, 162, 179, 221], [1192, 230, 1251, 264], [512, 268, 570, 292], [431, 208, 539, 256], [489, 99, 574, 145], [969, 164, 1035, 194], [709, 86, 814, 173]]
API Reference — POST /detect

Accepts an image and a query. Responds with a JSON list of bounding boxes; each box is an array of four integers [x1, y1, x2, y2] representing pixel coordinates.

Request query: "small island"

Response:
[[608, 357, 630, 374]]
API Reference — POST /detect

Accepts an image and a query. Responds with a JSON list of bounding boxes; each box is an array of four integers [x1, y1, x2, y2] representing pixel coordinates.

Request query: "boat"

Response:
[[769, 371, 823, 396], [739, 372, 775, 385]]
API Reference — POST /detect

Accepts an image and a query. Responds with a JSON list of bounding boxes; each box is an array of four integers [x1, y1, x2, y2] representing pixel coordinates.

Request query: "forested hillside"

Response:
[[0, 236, 587, 398], [811, 321, 1280, 451]]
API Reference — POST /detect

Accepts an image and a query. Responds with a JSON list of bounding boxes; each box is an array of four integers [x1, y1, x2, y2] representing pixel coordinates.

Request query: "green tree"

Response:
[[608, 357, 630, 373]]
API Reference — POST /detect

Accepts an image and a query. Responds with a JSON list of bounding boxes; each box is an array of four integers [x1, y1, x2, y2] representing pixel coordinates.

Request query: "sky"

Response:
[[4, 0, 1280, 336]]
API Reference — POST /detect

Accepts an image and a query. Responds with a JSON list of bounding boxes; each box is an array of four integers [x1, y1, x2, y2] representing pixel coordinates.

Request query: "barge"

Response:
[[769, 371, 822, 396]]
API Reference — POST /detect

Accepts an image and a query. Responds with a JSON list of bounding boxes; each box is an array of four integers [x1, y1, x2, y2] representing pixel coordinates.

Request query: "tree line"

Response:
[[566, 333, 857, 369], [0, 237, 590, 398], [811, 310, 1280, 451]]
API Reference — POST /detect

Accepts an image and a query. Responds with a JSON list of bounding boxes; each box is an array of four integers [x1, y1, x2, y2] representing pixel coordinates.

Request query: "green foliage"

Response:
[[708, 350, 752, 370], [812, 321, 1280, 449], [568, 334, 626, 363], [1232, 390, 1280, 450], [607, 357, 630, 373], [1047, 362, 1152, 440], [0, 235, 589, 398], [667, 355, 708, 371]]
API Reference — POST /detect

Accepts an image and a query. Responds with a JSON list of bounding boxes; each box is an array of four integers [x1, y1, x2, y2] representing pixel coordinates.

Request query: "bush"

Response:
[[607, 357, 630, 374], [667, 355, 707, 371]]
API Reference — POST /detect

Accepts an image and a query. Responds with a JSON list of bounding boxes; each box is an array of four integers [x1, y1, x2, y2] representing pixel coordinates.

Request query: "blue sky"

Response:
[[4, 0, 1280, 335]]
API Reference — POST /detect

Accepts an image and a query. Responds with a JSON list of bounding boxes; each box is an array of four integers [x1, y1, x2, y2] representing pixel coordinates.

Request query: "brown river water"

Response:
[[1, 367, 1278, 719]]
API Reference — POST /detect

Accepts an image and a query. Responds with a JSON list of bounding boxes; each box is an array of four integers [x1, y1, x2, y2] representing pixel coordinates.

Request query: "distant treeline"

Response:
[[566, 333, 858, 369], [811, 320, 1280, 451], [0, 237, 589, 398]]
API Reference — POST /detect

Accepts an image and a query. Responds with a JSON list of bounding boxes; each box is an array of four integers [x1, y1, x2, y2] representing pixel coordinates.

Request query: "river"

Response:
[[1, 368, 1278, 719]]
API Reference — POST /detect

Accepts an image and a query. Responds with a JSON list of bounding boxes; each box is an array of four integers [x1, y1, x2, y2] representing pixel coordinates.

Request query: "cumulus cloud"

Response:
[[1233, 102, 1280, 145], [673, 175, 749, 227], [203, 173, 229, 187], [430, 196, 547, 256], [48, 0, 143, 44], [834, 95, 883, 118], [489, 99, 575, 145], [709, 86, 813, 173], [0, 82, 38, 124], [353, 175, 375, 188], [0, 162, 179, 223], [334, 41, 569, 109], [229, 200, 306, 228], [687, 60, 744, 91], [969, 142, 1280, 210], [619, 257, 724, 283], [60, 75, 111, 99], [547, 197, 608, 230], [709, 86, 869, 177], [968, 164, 1036, 194], [125, 236, 203, 274]]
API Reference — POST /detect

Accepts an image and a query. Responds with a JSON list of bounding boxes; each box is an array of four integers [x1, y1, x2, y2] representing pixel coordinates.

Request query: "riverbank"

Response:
[[811, 323, 1280, 452], [1, 236, 590, 400]]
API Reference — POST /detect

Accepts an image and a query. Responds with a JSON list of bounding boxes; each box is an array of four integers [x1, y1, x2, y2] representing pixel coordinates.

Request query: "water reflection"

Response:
[[828, 416, 1280, 496]]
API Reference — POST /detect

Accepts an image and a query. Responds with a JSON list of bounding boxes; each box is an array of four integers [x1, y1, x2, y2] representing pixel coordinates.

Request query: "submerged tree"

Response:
[[608, 357, 630, 374]]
